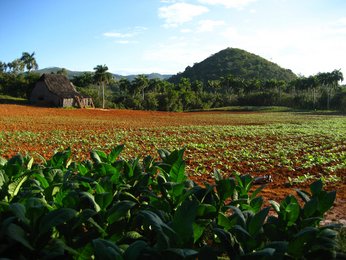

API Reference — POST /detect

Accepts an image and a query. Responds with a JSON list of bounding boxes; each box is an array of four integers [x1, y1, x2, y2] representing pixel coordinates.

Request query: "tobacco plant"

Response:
[[0, 146, 344, 259]]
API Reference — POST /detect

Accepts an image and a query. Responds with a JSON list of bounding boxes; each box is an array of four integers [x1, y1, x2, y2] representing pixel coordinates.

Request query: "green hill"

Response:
[[169, 48, 297, 83], [34, 68, 171, 81]]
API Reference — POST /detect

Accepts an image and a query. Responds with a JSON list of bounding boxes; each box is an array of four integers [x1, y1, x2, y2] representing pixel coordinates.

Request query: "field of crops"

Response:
[[0, 104, 345, 223]]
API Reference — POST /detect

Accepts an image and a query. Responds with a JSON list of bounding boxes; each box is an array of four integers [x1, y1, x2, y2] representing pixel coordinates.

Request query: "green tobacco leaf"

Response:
[[170, 160, 186, 183], [216, 178, 235, 201], [95, 192, 113, 210], [77, 163, 89, 175], [88, 218, 107, 237], [138, 210, 176, 249], [214, 228, 243, 258], [249, 196, 263, 213], [80, 192, 101, 212], [39, 208, 77, 235], [236, 174, 253, 195], [26, 157, 34, 170], [269, 200, 280, 213], [172, 199, 199, 246], [90, 150, 102, 164], [318, 191, 336, 214], [0, 170, 7, 190], [49, 148, 71, 168], [196, 204, 217, 218], [218, 212, 234, 230], [9, 203, 29, 225], [288, 227, 317, 257], [92, 239, 123, 260], [41, 238, 79, 258], [32, 173, 49, 189], [124, 240, 147, 260], [303, 197, 318, 218], [310, 179, 323, 196], [193, 222, 205, 243], [8, 174, 28, 199], [232, 225, 251, 239], [296, 189, 311, 203], [158, 149, 170, 160], [282, 196, 300, 226], [96, 163, 120, 177], [6, 223, 34, 250], [213, 169, 223, 182], [248, 206, 270, 236], [107, 200, 136, 224], [0, 156, 7, 166], [227, 206, 246, 227], [108, 145, 124, 163]]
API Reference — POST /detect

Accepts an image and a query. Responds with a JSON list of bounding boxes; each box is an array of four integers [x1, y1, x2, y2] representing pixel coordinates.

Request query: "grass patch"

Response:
[[0, 95, 28, 105], [191, 106, 300, 112]]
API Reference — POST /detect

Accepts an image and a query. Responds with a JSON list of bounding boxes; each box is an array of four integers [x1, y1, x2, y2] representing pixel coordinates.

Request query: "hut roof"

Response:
[[38, 74, 88, 98]]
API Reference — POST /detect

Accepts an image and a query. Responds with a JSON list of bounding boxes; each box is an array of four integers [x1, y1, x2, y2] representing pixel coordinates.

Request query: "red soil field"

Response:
[[0, 104, 345, 225]]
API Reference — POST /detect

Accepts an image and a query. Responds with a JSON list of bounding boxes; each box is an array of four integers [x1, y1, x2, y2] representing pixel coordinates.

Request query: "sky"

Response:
[[1, 0, 346, 77]]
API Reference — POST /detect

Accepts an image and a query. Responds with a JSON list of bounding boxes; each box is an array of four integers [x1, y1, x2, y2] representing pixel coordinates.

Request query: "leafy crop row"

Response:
[[0, 146, 344, 259]]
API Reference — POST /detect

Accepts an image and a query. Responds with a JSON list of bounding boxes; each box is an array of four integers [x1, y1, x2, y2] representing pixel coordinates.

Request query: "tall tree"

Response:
[[94, 65, 112, 109], [133, 74, 149, 100], [317, 70, 343, 110], [7, 59, 24, 74], [20, 52, 38, 72], [118, 78, 131, 95], [0, 61, 7, 73], [57, 68, 68, 76]]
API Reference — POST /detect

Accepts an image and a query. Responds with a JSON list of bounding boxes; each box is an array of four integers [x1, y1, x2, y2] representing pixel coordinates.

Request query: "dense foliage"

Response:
[[0, 51, 345, 111], [169, 48, 297, 83], [0, 147, 344, 259]]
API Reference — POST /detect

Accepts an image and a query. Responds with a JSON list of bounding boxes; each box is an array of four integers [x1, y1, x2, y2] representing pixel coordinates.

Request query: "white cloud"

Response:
[[103, 32, 133, 38], [103, 26, 147, 38], [160, 0, 178, 3], [180, 28, 193, 33], [197, 19, 225, 32], [115, 40, 131, 44], [221, 26, 239, 39], [198, 0, 257, 9], [158, 3, 209, 28]]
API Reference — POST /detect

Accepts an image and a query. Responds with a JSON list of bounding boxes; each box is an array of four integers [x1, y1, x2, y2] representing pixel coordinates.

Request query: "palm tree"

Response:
[[93, 65, 112, 109], [0, 61, 7, 73], [317, 70, 343, 110], [133, 74, 149, 100], [7, 59, 24, 74], [20, 52, 38, 72]]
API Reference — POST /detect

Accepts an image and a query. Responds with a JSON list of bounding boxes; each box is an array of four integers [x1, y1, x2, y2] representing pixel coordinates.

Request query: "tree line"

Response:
[[1, 52, 345, 112], [75, 66, 345, 112]]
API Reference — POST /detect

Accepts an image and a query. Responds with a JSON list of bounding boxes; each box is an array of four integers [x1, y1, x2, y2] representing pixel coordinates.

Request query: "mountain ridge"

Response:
[[34, 67, 172, 81]]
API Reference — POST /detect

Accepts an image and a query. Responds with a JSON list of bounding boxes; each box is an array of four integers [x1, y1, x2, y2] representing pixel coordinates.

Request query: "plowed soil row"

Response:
[[1, 105, 345, 224]]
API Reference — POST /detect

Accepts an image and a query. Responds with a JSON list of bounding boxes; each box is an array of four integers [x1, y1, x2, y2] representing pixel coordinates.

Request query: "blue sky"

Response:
[[1, 0, 346, 77]]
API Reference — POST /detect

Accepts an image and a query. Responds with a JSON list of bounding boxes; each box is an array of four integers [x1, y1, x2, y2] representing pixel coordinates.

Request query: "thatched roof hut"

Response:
[[30, 74, 94, 108]]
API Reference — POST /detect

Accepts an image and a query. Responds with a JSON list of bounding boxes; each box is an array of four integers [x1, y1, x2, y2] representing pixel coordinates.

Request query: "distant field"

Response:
[[0, 104, 345, 222]]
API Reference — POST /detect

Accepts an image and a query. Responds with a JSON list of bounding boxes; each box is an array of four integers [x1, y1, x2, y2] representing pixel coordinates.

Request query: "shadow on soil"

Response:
[[0, 98, 29, 105]]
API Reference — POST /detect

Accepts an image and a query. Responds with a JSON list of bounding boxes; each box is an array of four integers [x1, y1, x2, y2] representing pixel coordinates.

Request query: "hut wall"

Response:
[[62, 98, 75, 107], [30, 82, 61, 106], [81, 98, 93, 107]]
